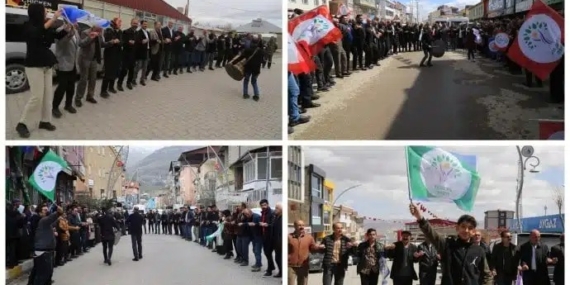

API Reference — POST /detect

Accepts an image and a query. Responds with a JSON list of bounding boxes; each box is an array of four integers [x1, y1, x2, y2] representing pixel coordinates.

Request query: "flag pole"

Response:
[[405, 146, 413, 204]]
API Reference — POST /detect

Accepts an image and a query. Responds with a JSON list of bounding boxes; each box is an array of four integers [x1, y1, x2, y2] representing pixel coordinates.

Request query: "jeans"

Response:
[[323, 264, 346, 285], [240, 235, 251, 263], [243, 72, 260, 96], [288, 72, 300, 122], [252, 235, 263, 267], [192, 51, 205, 68], [200, 225, 208, 245]]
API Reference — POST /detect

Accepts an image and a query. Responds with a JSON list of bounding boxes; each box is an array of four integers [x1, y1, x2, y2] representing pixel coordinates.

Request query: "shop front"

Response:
[[487, 0, 507, 18]]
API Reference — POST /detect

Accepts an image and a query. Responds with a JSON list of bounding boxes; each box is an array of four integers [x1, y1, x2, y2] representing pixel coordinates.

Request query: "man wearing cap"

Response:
[[386, 230, 418, 285], [126, 206, 144, 261]]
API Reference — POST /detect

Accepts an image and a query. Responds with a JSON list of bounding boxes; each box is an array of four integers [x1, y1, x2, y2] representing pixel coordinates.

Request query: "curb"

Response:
[[6, 259, 33, 281]]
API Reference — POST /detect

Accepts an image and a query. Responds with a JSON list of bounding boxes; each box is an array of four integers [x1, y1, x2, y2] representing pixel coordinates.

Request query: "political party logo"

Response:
[[297, 15, 332, 43], [419, 149, 472, 200], [518, 14, 564, 64], [32, 161, 64, 192], [494, 32, 510, 49], [489, 40, 499, 52]]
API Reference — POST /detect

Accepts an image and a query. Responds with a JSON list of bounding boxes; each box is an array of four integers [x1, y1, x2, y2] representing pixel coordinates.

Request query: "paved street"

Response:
[[290, 50, 563, 140], [9, 234, 281, 285], [307, 262, 441, 285], [6, 56, 282, 140]]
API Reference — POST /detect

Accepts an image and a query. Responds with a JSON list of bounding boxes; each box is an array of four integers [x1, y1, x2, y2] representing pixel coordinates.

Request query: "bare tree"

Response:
[[552, 186, 564, 216]]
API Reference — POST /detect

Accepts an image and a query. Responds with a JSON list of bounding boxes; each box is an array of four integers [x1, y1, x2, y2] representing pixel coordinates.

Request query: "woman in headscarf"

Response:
[[15, 4, 68, 138]]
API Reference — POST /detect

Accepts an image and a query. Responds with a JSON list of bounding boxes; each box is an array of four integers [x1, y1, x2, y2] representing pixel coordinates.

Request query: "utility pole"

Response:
[[416, 0, 419, 22]]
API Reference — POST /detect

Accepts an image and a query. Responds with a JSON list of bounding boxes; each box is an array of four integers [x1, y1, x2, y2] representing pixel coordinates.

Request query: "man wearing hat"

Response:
[[386, 230, 419, 285]]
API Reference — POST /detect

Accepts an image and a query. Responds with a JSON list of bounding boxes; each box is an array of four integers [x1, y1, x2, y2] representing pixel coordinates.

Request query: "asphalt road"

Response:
[[6, 56, 282, 140], [9, 233, 281, 285], [289, 50, 563, 140]]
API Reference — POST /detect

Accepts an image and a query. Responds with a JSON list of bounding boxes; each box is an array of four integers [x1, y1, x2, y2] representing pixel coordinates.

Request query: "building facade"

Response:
[[307, 164, 327, 238], [323, 179, 335, 234], [83, 146, 124, 200], [288, 0, 329, 12], [178, 165, 198, 206], [288, 146, 310, 233], [333, 205, 364, 240]]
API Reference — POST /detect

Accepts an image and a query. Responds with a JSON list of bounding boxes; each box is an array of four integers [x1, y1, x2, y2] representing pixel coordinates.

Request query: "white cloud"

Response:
[[166, 0, 281, 26], [418, 0, 480, 21], [303, 145, 565, 223]]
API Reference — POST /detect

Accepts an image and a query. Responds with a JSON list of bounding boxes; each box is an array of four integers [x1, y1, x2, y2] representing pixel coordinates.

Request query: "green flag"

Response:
[[28, 150, 68, 202], [406, 146, 481, 212]]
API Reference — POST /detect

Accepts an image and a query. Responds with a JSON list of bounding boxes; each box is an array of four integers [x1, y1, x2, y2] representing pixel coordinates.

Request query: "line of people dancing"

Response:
[[15, 4, 279, 138], [143, 201, 283, 278]]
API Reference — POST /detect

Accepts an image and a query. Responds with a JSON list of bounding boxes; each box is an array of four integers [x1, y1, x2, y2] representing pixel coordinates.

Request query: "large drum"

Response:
[[431, 39, 446, 58], [225, 54, 246, 81]]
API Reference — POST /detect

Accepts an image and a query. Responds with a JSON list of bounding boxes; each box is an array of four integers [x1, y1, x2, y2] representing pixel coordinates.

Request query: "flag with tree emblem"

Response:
[[28, 150, 68, 202], [405, 146, 481, 212]]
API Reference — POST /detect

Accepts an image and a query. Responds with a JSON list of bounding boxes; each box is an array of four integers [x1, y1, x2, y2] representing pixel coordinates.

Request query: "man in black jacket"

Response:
[[514, 230, 553, 285], [117, 18, 138, 91], [387, 231, 418, 285], [97, 207, 120, 265], [410, 203, 493, 285], [550, 234, 564, 285], [419, 25, 433, 67], [126, 207, 144, 261], [28, 206, 63, 285], [416, 240, 439, 285], [172, 26, 185, 75], [320, 222, 353, 285], [489, 230, 517, 285], [259, 199, 275, 276]]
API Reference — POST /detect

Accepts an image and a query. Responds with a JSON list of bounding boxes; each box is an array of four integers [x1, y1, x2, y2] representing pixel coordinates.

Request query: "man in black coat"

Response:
[[515, 230, 554, 285], [134, 20, 150, 86], [550, 234, 564, 285], [97, 208, 120, 265], [386, 231, 419, 285], [117, 18, 138, 91], [259, 199, 275, 276], [100, 18, 123, 97], [126, 207, 144, 261], [416, 240, 439, 285], [489, 230, 517, 285]]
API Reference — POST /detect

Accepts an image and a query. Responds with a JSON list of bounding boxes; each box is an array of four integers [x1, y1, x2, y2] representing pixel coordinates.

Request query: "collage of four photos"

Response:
[[2, 0, 566, 284]]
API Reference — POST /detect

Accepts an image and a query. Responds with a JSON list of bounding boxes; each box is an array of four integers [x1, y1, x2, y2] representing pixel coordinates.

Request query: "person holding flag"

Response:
[[15, 5, 69, 138]]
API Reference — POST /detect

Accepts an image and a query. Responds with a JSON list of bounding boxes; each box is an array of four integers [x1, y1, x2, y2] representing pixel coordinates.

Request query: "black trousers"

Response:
[[274, 243, 282, 273], [263, 237, 275, 272], [216, 50, 225, 67], [322, 264, 345, 285], [143, 223, 147, 234], [168, 223, 173, 234], [55, 239, 68, 264], [352, 45, 364, 69], [393, 276, 413, 285], [154, 222, 160, 233], [419, 269, 437, 285], [53, 69, 76, 110], [223, 237, 233, 256], [102, 239, 114, 261], [7, 238, 18, 267], [131, 234, 142, 258], [232, 235, 239, 258], [174, 223, 179, 235], [118, 57, 135, 85], [359, 272, 380, 285], [420, 47, 433, 65], [29, 251, 54, 285], [364, 44, 373, 67], [150, 52, 162, 79]]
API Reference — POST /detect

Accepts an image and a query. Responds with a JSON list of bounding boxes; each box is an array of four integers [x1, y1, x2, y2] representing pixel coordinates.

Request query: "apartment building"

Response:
[[83, 146, 125, 200]]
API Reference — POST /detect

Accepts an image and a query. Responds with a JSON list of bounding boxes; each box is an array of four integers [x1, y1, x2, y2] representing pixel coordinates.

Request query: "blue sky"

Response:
[[303, 146, 565, 222]]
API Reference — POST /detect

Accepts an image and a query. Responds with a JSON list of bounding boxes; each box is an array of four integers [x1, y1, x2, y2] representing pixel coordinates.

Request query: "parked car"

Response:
[[6, 6, 100, 94]]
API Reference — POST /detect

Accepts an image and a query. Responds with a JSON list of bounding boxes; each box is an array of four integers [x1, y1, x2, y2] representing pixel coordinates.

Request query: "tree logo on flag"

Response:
[[419, 149, 472, 200], [34, 162, 60, 192], [519, 14, 563, 64]]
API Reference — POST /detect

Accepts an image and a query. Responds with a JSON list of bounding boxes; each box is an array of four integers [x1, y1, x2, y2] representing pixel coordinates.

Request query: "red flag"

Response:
[[538, 119, 564, 139], [288, 34, 315, 75], [289, 5, 342, 56], [506, 0, 564, 80]]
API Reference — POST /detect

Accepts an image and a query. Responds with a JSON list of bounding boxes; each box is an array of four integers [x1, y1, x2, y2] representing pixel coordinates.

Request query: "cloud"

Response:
[[303, 145, 565, 223], [167, 0, 282, 27]]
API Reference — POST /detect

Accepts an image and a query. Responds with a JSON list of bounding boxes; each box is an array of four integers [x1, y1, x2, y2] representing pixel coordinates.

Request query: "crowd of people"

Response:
[[288, 9, 564, 135], [15, 3, 278, 139], [288, 203, 565, 285], [142, 201, 283, 278]]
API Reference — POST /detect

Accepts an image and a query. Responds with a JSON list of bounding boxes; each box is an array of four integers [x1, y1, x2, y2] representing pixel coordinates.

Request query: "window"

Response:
[[312, 202, 322, 225], [243, 159, 255, 183], [6, 13, 28, 42], [270, 157, 282, 179], [289, 0, 296, 2], [257, 156, 268, 179], [324, 210, 331, 225], [273, 188, 282, 195], [311, 174, 322, 198], [302, 0, 308, 4], [314, 0, 319, 5]]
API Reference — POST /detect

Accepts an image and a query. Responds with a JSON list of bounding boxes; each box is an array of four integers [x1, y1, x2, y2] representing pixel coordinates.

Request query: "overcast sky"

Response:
[[303, 146, 565, 222], [415, 0, 480, 21], [166, 0, 282, 27]]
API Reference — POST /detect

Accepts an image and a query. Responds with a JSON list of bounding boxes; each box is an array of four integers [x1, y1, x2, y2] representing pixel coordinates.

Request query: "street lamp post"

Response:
[[332, 184, 363, 207], [515, 146, 541, 233]]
